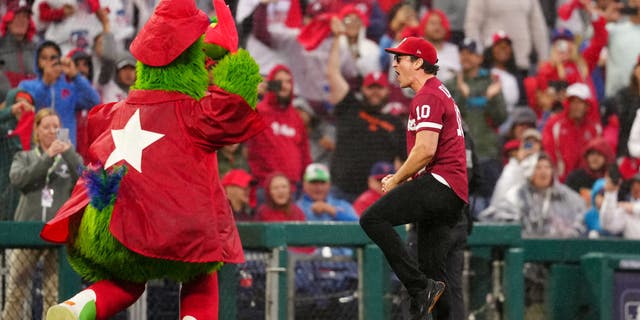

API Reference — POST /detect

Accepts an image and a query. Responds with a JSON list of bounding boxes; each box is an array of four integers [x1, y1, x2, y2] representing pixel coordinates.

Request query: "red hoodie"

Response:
[[542, 98, 603, 182], [247, 65, 312, 187]]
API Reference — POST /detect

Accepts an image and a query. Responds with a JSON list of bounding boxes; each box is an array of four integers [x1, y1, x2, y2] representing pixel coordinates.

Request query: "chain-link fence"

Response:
[[130, 249, 370, 319], [0, 249, 59, 320]]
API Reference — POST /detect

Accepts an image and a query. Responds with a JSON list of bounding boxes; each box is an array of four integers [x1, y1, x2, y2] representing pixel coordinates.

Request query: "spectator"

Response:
[[480, 153, 586, 238], [18, 40, 100, 146], [605, 0, 640, 97], [2, 108, 82, 319], [583, 178, 607, 238], [610, 55, 640, 157], [67, 48, 93, 83], [600, 173, 640, 239], [536, 3, 608, 105], [250, 0, 339, 113], [542, 83, 603, 182], [293, 96, 335, 166], [218, 143, 250, 178], [91, 9, 119, 87], [499, 107, 538, 150], [246, 64, 311, 195], [445, 38, 507, 215], [222, 169, 256, 222], [100, 51, 136, 103], [446, 38, 507, 160], [353, 161, 395, 215], [256, 172, 306, 222], [0, 88, 34, 221], [482, 31, 521, 114], [327, 32, 406, 201], [0, 2, 36, 87], [482, 152, 585, 319], [297, 163, 359, 222], [334, 5, 381, 87], [464, 0, 549, 75], [418, 9, 461, 82], [432, 0, 468, 46], [491, 128, 542, 207], [33, 1, 131, 54], [378, 3, 419, 72], [565, 137, 615, 206]]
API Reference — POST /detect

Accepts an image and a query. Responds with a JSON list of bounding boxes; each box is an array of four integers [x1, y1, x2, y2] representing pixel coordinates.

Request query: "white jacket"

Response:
[[600, 191, 640, 239]]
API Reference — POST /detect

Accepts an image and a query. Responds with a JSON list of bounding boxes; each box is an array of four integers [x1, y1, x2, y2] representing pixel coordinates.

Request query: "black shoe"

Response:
[[410, 280, 446, 320]]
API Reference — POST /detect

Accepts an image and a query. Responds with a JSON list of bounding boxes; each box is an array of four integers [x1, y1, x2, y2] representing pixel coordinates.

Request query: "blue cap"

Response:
[[551, 28, 574, 42]]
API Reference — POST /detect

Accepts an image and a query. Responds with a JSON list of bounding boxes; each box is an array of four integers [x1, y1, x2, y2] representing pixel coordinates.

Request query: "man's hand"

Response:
[[330, 17, 346, 36], [10, 101, 34, 120], [381, 174, 399, 193], [61, 56, 78, 79], [311, 201, 337, 217], [46, 139, 71, 158], [456, 74, 470, 98]]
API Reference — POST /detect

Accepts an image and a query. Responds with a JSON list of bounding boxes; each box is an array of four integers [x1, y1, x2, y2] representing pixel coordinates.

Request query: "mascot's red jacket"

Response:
[[41, 87, 265, 263]]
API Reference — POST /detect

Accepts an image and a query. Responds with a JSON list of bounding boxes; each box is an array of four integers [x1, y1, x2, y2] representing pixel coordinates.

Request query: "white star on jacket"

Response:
[[104, 109, 164, 173]]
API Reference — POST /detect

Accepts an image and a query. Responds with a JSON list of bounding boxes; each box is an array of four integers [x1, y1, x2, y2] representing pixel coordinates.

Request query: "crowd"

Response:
[[0, 0, 640, 317], [0, 0, 639, 244]]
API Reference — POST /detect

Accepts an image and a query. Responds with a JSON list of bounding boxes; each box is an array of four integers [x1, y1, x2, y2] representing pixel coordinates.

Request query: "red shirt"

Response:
[[407, 77, 468, 203], [255, 204, 306, 222], [41, 88, 265, 263], [353, 189, 383, 215]]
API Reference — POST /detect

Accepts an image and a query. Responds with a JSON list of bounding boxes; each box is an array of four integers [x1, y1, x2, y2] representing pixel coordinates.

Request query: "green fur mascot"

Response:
[[41, 0, 265, 319]]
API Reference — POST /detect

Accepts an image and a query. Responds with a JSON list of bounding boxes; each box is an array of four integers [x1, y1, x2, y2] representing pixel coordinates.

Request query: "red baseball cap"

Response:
[[385, 37, 438, 65], [130, 0, 210, 67], [222, 169, 253, 188], [492, 30, 512, 45], [362, 71, 389, 88]]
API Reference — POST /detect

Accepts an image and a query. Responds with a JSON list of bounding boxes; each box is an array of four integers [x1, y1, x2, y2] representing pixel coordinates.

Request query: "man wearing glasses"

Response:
[[360, 37, 468, 320]]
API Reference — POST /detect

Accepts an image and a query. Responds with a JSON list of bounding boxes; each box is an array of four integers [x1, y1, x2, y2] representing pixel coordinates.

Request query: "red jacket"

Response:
[[542, 109, 602, 182], [41, 88, 265, 263], [247, 65, 311, 186]]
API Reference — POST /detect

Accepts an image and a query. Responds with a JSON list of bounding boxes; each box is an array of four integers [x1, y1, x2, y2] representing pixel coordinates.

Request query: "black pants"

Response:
[[407, 215, 468, 320], [359, 174, 465, 298]]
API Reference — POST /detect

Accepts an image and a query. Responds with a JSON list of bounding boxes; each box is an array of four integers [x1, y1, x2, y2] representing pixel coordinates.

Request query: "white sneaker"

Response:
[[46, 303, 77, 320]]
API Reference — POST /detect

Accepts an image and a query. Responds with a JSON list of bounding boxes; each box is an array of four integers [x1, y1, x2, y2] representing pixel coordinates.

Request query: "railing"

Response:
[[1, 221, 639, 319]]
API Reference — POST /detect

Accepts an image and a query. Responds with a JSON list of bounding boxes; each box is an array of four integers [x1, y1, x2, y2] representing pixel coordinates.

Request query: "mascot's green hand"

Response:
[[211, 49, 262, 109]]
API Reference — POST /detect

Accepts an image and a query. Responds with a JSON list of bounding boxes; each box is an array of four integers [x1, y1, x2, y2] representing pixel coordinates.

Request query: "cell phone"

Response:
[[57, 128, 69, 142], [620, 5, 639, 15], [266, 80, 282, 92]]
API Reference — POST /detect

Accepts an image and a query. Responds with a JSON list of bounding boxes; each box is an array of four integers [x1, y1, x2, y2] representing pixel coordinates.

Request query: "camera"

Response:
[[620, 5, 639, 15], [266, 80, 282, 92]]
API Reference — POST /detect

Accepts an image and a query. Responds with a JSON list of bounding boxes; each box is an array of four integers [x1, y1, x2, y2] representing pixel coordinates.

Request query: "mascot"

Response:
[[41, 0, 265, 319]]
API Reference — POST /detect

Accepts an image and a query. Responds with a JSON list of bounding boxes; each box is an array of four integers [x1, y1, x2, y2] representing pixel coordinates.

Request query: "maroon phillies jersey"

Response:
[[407, 77, 468, 203]]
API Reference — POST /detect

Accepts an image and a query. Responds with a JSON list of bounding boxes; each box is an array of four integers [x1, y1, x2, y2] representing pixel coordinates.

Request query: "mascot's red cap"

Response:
[[204, 0, 238, 53], [130, 0, 210, 66]]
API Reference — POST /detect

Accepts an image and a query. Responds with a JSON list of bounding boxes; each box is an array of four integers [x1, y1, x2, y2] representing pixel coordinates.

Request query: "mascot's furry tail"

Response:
[[68, 166, 221, 283]]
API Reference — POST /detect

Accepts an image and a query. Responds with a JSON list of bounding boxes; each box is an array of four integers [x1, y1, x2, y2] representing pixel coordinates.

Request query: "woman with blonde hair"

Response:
[[2, 108, 82, 319]]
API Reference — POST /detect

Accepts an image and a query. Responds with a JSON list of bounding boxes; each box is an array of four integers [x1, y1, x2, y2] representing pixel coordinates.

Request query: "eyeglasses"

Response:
[[40, 55, 60, 61]]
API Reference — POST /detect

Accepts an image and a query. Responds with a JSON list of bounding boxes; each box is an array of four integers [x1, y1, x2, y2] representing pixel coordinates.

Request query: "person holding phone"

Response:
[[246, 65, 311, 203], [490, 128, 543, 208], [3, 108, 82, 319], [18, 40, 100, 146]]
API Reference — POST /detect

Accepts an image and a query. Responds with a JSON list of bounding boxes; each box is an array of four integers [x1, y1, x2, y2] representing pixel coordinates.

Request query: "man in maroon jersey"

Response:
[[360, 37, 469, 320]]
